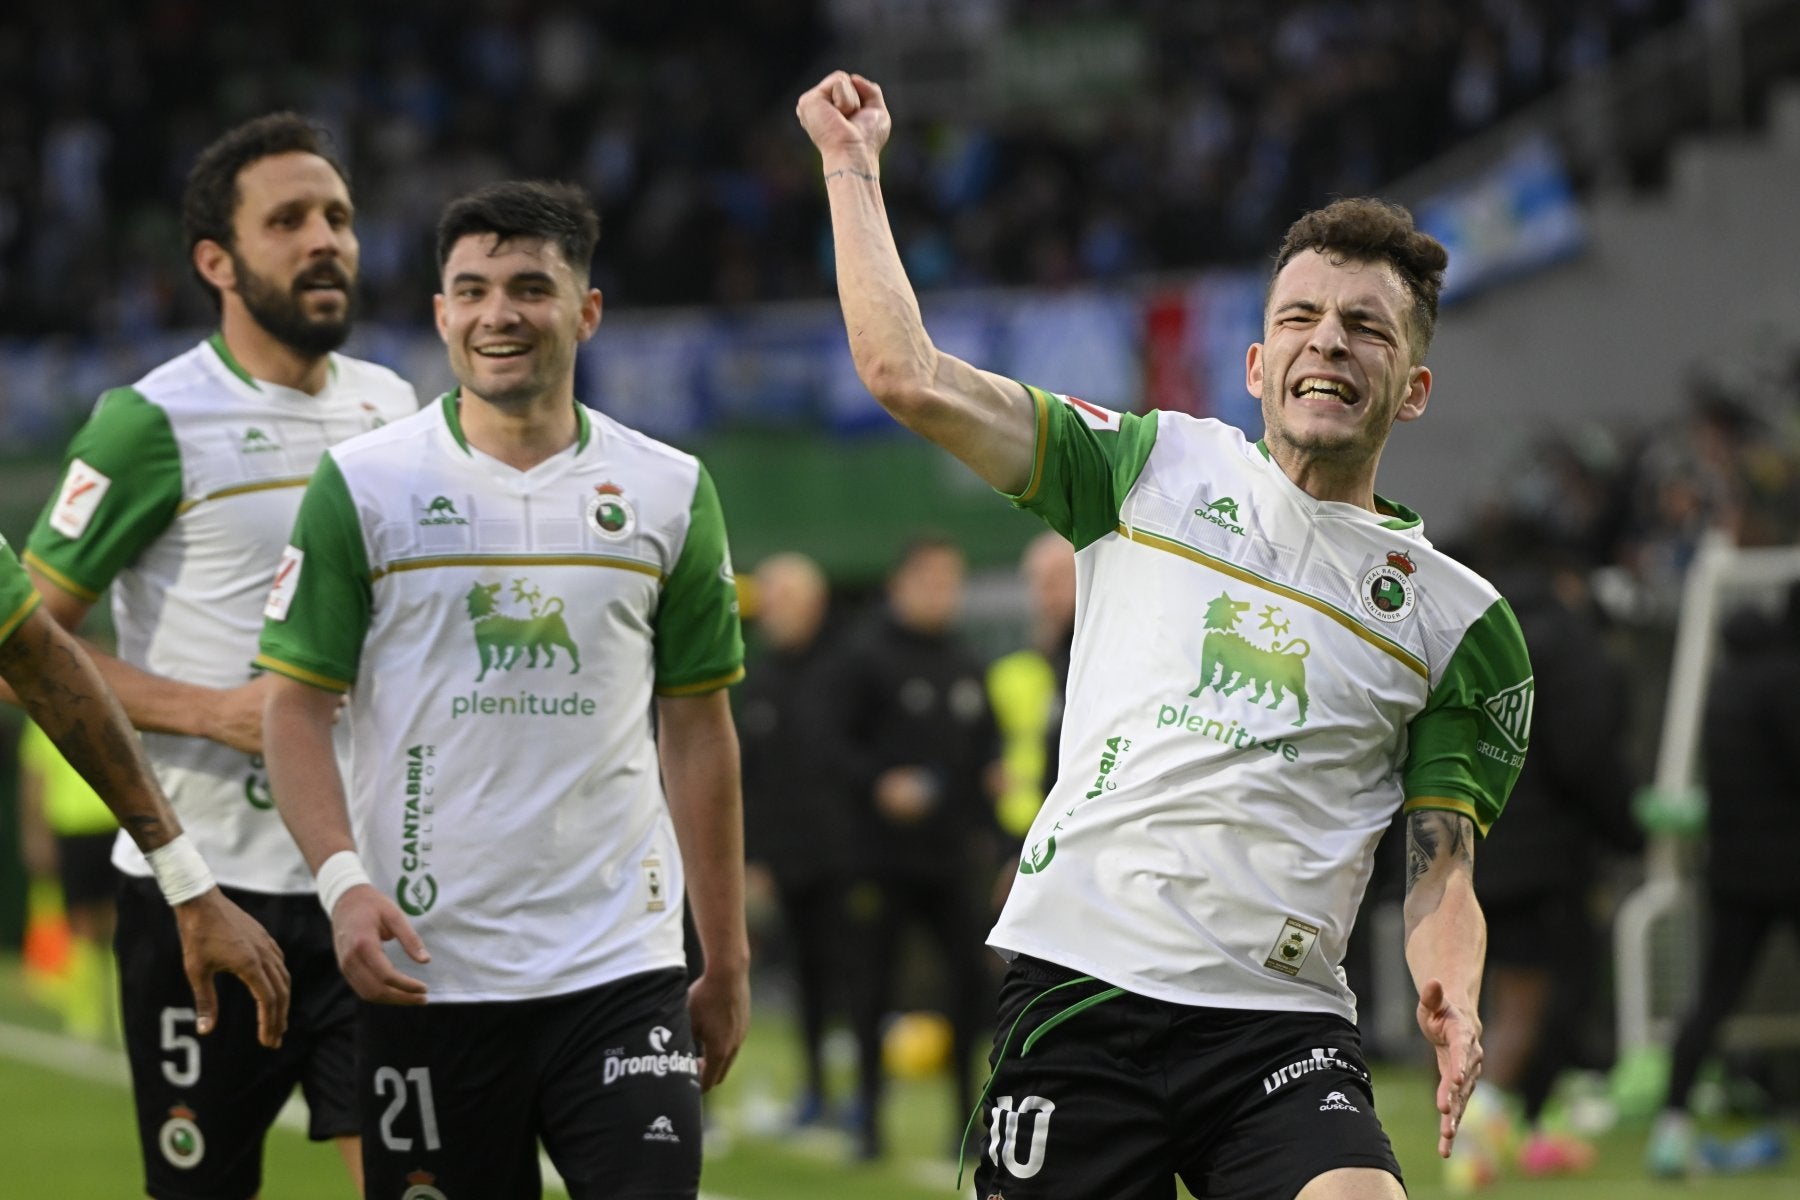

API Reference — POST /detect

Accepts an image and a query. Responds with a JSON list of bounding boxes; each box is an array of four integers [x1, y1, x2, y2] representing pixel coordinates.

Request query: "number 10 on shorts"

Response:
[[989, 1094, 1054, 1179]]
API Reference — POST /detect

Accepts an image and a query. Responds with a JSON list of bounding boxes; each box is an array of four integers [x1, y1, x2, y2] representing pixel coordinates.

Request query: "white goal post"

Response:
[[1614, 530, 1800, 1057]]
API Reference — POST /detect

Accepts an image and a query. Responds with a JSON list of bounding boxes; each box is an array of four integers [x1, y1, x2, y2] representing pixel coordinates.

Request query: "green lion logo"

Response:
[[1187, 591, 1311, 727], [464, 578, 582, 681]]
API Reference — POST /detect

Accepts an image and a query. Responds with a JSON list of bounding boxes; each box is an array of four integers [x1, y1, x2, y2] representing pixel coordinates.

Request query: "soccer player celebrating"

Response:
[[798, 71, 1532, 1200], [21, 115, 417, 1196], [0, 533, 289, 1047], [258, 181, 750, 1200]]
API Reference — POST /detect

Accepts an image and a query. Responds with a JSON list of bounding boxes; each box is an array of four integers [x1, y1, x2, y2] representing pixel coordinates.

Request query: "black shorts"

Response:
[[116, 876, 357, 1200], [972, 956, 1403, 1200], [56, 831, 118, 908], [358, 967, 702, 1200]]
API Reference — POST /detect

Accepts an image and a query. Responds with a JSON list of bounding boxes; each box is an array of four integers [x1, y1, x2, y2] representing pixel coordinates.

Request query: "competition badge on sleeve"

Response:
[[264, 546, 304, 621], [49, 458, 112, 539]]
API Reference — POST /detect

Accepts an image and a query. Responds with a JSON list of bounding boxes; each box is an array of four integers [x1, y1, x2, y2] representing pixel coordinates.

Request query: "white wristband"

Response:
[[145, 834, 216, 907], [315, 850, 372, 917]]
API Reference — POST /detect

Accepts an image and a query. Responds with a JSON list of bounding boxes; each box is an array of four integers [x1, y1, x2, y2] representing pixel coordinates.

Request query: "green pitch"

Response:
[[3, 956, 1796, 1198]]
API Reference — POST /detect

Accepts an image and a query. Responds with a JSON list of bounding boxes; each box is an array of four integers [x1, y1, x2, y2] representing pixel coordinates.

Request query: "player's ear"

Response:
[[193, 239, 235, 295], [1396, 364, 1431, 424], [433, 293, 450, 343], [1245, 342, 1265, 400], [578, 288, 603, 342]]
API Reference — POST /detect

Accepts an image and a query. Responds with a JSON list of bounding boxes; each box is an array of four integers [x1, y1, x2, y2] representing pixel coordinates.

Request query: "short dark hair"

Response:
[[435, 181, 600, 282], [1270, 198, 1449, 360], [182, 113, 347, 307]]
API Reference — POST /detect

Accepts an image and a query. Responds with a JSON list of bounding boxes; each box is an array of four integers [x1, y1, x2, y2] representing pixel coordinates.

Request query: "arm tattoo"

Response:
[[1405, 810, 1474, 893], [823, 167, 877, 183]]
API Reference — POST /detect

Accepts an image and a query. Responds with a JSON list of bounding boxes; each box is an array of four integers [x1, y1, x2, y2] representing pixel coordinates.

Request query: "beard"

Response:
[[233, 254, 355, 357]]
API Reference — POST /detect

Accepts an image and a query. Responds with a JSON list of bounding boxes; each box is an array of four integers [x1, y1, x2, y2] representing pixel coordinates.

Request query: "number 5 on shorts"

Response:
[[160, 1007, 200, 1087], [375, 1066, 442, 1151]]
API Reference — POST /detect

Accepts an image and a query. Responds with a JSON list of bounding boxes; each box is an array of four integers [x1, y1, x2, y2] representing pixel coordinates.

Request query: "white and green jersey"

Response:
[[0, 533, 42, 648], [991, 388, 1532, 1020], [25, 335, 418, 893], [255, 394, 745, 1003]]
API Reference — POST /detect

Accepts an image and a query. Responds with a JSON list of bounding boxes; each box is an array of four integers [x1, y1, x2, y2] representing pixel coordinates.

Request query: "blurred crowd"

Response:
[[0, 0, 1693, 337], [1473, 352, 1800, 619]]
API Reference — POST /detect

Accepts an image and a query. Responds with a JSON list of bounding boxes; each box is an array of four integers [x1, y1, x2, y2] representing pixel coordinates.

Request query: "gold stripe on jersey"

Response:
[[1403, 794, 1491, 837], [21, 550, 102, 604], [655, 665, 747, 697], [372, 554, 665, 583], [0, 592, 40, 646], [1012, 384, 1054, 505], [1117, 524, 1430, 679], [176, 476, 311, 514], [253, 653, 353, 694]]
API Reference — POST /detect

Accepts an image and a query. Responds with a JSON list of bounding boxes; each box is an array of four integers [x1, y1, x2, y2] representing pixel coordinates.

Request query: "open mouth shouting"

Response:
[[1292, 376, 1360, 407]]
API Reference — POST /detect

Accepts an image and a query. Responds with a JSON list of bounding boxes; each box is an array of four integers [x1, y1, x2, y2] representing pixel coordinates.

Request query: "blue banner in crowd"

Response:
[[0, 143, 1584, 455]]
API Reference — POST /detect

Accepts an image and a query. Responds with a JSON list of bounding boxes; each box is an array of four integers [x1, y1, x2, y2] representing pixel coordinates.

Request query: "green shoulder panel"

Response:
[[254, 453, 371, 692], [1403, 597, 1533, 836], [653, 462, 746, 695], [25, 388, 183, 601], [0, 536, 42, 647], [1007, 385, 1160, 550]]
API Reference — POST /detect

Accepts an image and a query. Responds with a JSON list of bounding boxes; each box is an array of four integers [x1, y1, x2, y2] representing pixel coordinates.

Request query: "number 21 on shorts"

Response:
[[375, 1066, 442, 1151]]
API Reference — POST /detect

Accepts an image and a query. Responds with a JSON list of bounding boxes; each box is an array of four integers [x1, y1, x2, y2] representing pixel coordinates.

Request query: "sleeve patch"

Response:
[[1480, 677, 1534, 753], [48, 458, 112, 539], [264, 545, 304, 621], [1060, 394, 1120, 430]]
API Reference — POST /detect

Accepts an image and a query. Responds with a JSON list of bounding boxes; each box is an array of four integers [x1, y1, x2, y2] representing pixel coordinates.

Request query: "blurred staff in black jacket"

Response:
[[821, 536, 1002, 1161], [737, 552, 854, 1129], [1455, 527, 1642, 1186]]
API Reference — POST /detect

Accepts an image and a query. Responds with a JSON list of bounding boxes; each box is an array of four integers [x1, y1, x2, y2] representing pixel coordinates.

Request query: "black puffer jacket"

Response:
[[1474, 569, 1642, 902]]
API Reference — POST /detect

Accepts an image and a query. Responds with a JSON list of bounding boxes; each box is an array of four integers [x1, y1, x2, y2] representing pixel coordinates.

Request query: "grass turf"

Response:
[[3, 956, 1796, 1198]]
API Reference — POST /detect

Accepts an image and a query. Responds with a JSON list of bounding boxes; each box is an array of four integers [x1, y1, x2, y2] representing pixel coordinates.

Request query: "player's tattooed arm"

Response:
[[1405, 808, 1474, 899], [0, 607, 176, 850], [1402, 807, 1486, 1159]]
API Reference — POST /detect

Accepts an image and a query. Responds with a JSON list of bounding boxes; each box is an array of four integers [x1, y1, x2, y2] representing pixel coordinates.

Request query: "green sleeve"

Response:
[[25, 388, 184, 601], [1403, 598, 1533, 836], [1006, 384, 1161, 550], [653, 462, 746, 695], [254, 454, 372, 692], [0, 536, 42, 647]]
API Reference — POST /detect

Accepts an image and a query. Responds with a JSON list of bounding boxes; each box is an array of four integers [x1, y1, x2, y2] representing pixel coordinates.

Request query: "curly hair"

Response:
[[435, 181, 600, 283], [181, 113, 346, 308], [1271, 198, 1449, 359]]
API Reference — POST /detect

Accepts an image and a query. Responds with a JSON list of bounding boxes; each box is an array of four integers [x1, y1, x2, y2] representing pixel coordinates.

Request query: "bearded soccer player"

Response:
[[21, 114, 417, 1197], [799, 72, 1532, 1200], [258, 181, 749, 1200]]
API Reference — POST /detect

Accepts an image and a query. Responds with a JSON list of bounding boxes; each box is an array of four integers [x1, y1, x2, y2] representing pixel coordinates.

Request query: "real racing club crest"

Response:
[[158, 1105, 205, 1169], [1359, 551, 1417, 624], [403, 1169, 449, 1200], [586, 482, 636, 540]]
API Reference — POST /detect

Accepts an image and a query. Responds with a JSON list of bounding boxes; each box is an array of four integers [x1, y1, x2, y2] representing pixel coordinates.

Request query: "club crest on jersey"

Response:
[[1359, 552, 1417, 624], [587, 482, 636, 540], [158, 1106, 205, 1169]]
